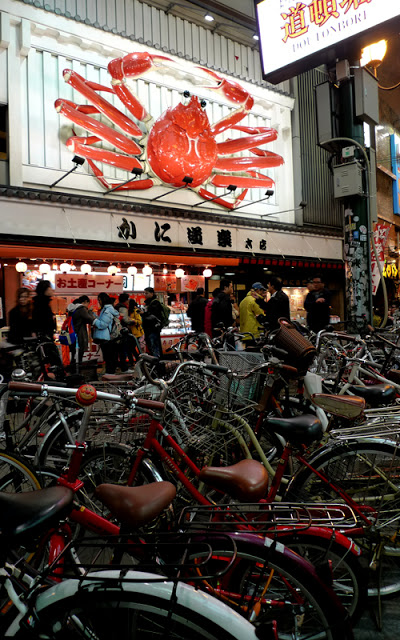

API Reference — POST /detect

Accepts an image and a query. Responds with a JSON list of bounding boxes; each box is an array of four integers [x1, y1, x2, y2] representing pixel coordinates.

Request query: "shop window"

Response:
[[0, 105, 8, 160]]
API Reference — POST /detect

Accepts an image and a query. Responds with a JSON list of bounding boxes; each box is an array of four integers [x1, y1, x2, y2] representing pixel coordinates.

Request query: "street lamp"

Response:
[[360, 39, 387, 77]]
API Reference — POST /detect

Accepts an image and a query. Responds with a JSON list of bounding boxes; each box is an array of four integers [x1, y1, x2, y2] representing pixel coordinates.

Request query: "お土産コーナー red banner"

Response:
[[54, 274, 124, 294]]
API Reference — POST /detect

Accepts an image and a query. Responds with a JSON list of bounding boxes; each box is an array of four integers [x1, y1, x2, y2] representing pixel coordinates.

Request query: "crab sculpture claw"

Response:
[[197, 67, 254, 110], [108, 52, 174, 122], [196, 67, 254, 136]]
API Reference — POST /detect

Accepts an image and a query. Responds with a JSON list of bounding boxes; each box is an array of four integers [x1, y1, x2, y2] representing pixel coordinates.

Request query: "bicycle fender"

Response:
[[272, 526, 362, 556], [32, 570, 258, 640]]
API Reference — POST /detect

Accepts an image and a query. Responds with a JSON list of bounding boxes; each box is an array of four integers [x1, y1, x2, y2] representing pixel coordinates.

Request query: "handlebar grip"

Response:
[[270, 346, 289, 358], [8, 381, 43, 393], [138, 354, 160, 365], [134, 398, 164, 411], [204, 364, 230, 374], [279, 364, 299, 376]]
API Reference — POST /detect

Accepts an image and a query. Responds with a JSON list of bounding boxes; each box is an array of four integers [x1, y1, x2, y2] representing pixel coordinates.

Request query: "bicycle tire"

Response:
[[273, 531, 367, 623], [286, 438, 400, 598], [0, 450, 41, 493], [286, 438, 400, 511], [186, 533, 353, 640], [13, 571, 257, 640]]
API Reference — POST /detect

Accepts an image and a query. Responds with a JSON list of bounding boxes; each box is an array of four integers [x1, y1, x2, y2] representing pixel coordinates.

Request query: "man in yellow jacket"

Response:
[[239, 282, 267, 346]]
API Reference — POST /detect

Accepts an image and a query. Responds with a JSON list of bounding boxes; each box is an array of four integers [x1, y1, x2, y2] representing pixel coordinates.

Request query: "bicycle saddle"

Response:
[[265, 414, 323, 445], [0, 486, 73, 540], [95, 482, 176, 529], [347, 384, 396, 407], [199, 460, 269, 502]]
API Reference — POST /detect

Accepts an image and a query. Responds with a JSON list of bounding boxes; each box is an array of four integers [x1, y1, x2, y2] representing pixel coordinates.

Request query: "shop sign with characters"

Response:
[[256, 0, 400, 83], [117, 216, 268, 254], [54, 274, 124, 294], [383, 263, 399, 279]]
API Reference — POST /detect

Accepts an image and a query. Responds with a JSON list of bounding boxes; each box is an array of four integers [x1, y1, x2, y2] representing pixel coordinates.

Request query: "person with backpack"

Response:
[[92, 292, 120, 374], [67, 295, 96, 371], [141, 287, 166, 359]]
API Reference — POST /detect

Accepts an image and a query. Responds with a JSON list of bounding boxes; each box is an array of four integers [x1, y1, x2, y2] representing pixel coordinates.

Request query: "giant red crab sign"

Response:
[[55, 52, 284, 210]]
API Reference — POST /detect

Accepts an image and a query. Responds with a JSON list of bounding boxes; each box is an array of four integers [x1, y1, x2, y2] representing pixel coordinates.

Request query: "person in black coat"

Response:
[[68, 295, 96, 370], [304, 276, 331, 332], [187, 287, 208, 333], [141, 287, 164, 358], [32, 280, 56, 340], [8, 288, 34, 344], [263, 277, 290, 330], [211, 279, 234, 336]]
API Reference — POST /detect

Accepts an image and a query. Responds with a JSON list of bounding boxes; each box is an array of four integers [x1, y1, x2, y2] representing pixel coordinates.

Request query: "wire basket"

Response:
[[163, 364, 257, 467], [217, 351, 265, 402]]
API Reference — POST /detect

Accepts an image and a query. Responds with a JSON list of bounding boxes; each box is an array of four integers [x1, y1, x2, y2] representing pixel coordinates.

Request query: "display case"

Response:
[[160, 311, 191, 353]]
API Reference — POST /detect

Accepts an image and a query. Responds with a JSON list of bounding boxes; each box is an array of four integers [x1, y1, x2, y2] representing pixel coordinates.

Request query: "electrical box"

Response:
[[353, 67, 379, 126], [333, 161, 364, 198]]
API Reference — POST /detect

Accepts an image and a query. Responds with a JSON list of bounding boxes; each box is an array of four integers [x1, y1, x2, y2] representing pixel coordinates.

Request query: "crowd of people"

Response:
[[6, 283, 169, 374], [6, 274, 338, 373]]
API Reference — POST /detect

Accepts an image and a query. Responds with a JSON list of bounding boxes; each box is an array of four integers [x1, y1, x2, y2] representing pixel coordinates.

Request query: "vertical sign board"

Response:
[[391, 134, 400, 216], [255, 0, 400, 84]]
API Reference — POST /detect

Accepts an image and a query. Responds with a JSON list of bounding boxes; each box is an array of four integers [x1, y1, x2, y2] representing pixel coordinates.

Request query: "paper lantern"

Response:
[[142, 264, 153, 276], [107, 264, 118, 276], [15, 261, 27, 273]]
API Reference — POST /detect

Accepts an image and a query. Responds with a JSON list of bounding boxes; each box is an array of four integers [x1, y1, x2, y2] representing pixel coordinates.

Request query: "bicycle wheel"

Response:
[[0, 450, 41, 493], [186, 533, 353, 640], [286, 438, 400, 508], [274, 531, 367, 623], [286, 438, 400, 598], [16, 572, 256, 640]]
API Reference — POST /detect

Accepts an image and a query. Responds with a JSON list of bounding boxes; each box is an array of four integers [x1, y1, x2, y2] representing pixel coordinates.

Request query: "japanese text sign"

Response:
[[181, 276, 205, 292], [255, 0, 400, 84], [54, 274, 124, 294], [370, 223, 390, 295], [154, 275, 178, 292]]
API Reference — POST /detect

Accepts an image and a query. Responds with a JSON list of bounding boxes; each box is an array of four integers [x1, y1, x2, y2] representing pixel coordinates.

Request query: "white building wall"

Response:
[[0, 1, 296, 223]]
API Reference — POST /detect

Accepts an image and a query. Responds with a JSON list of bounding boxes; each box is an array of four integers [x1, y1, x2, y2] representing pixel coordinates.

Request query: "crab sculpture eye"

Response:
[[201, 100, 207, 109], [182, 90, 191, 105]]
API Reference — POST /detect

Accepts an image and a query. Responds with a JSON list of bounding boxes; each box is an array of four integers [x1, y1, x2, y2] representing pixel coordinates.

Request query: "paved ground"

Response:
[[354, 596, 400, 639]]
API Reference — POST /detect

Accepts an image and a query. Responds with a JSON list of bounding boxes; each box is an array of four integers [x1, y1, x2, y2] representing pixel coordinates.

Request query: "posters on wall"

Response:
[[181, 276, 205, 292], [371, 223, 390, 295]]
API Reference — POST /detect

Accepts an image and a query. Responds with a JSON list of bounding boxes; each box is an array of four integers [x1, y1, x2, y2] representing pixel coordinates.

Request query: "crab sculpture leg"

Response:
[[55, 54, 173, 191]]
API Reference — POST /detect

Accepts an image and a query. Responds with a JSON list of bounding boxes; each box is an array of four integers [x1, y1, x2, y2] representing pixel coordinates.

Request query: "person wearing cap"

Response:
[[239, 282, 267, 345], [264, 276, 290, 330]]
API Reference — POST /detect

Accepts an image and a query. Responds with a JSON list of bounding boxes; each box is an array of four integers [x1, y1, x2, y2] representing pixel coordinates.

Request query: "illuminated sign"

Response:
[[255, 0, 400, 84], [391, 134, 400, 216]]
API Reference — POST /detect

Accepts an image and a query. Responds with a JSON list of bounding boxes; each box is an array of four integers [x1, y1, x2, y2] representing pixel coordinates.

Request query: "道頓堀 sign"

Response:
[[256, 0, 400, 84]]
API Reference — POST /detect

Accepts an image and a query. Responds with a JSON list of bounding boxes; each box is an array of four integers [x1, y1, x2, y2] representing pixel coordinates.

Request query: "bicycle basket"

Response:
[[163, 364, 256, 467], [218, 351, 265, 402], [274, 319, 316, 375]]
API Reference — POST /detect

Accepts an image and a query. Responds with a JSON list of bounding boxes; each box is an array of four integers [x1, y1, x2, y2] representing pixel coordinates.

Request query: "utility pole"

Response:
[[338, 65, 374, 330]]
